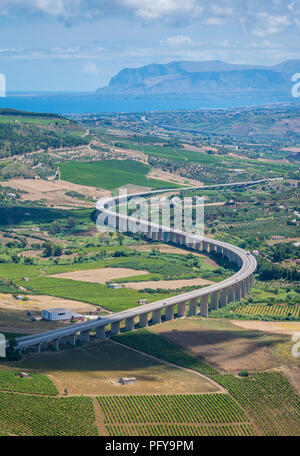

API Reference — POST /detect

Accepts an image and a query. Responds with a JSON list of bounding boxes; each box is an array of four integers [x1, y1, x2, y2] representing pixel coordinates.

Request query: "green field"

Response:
[[212, 372, 300, 436], [98, 393, 256, 436], [0, 370, 58, 395], [59, 159, 177, 190], [0, 393, 97, 436]]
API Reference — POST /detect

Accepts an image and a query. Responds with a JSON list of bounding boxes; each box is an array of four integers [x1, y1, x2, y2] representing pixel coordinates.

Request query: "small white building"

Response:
[[42, 308, 73, 322], [107, 283, 124, 289]]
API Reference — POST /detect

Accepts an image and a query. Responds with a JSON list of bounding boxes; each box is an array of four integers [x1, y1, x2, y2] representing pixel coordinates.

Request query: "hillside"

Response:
[[0, 108, 90, 159], [97, 59, 300, 103]]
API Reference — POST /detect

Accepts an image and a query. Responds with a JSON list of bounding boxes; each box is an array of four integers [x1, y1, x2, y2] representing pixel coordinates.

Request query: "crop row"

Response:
[[211, 372, 300, 436], [235, 304, 300, 317], [113, 329, 217, 376], [0, 370, 58, 396], [97, 393, 248, 425], [0, 392, 98, 436], [106, 423, 256, 436]]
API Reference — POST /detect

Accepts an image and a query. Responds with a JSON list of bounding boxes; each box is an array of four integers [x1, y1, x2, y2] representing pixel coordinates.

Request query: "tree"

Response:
[[49, 221, 61, 235], [67, 217, 76, 229]]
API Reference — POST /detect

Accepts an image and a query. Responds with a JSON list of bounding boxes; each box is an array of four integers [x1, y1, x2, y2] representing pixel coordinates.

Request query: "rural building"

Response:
[[19, 372, 30, 378], [119, 377, 136, 385], [138, 299, 149, 305], [42, 308, 85, 322], [107, 283, 124, 289], [42, 308, 73, 321]]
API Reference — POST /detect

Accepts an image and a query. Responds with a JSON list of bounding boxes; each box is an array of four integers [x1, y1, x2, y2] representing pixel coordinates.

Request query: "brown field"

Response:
[[1, 178, 110, 208], [147, 168, 201, 186], [124, 277, 214, 290], [50, 267, 149, 284], [0, 308, 65, 335], [149, 318, 297, 374], [231, 320, 300, 336], [6, 339, 221, 396], [0, 293, 96, 313]]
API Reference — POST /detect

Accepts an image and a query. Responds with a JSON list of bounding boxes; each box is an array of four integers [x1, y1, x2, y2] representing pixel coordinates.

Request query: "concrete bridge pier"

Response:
[[228, 286, 235, 303], [126, 317, 135, 331], [200, 295, 209, 317], [34, 343, 41, 353], [139, 313, 148, 328], [235, 283, 241, 301], [216, 246, 223, 255], [210, 291, 219, 310], [69, 334, 76, 346], [152, 309, 162, 325], [53, 339, 59, 351], [189, 298, 198, 316], [202, 241, 208, 253], [194, 241, 202, 252], [41, 341, 48, 351], [96, 326, 106, 339], [220, 289, 228, 307], [111, 321, 121, 335], [165, 305, 175, 321], [177, 301, 187, 318], [80, 331, 90, 343]]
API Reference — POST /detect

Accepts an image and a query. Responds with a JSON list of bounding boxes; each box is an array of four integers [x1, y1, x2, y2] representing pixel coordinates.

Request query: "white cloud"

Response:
[[166, 35, 194, 46], [206, 17, 226, 26], [83, 62, 99, 75], [211, 5, 233, 16], [123, 0, 202, 20], [247, 12, 291, 37]]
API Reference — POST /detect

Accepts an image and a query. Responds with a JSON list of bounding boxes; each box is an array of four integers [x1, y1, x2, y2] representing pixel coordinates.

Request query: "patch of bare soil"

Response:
[[49, 267, 149, 284], [124, 277, 214, 290], [230, 320, 300, 336], [1, 178, 110, 208], [0, 293, 96, 313], [147, 168, 201, 186], [8, 339, 220, 396], [150, 319, 289, 374]]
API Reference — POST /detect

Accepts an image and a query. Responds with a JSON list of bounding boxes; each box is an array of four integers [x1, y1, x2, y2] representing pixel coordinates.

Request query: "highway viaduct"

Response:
[[10, 178, 280, 353]]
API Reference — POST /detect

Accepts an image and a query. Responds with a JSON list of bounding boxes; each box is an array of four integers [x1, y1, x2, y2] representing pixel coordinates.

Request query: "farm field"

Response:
[[0, 369, 57, 395], [98, 393, 257, 436], [0, 293, 96, 313], [0, 393, 98, 436], [234, 304, 300, 318], [148, 318, 293, 373], [1, 178, 110, 208], [123, 277, 214, 290], [6, 339, 221, 396], [59, 160, 176, 190], [50, 267, 149, 284], [211, 372, 300, 436]]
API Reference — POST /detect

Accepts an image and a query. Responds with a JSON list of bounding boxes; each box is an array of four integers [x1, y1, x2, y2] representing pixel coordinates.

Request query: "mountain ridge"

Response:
[[97, 60, 300, 102]]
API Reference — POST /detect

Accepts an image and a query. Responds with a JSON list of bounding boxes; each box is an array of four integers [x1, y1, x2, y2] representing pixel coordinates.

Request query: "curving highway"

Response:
[[11, 178, 280, 353]]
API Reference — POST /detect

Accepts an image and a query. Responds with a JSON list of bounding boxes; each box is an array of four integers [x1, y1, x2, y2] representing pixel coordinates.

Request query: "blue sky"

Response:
[[0, 0, 299, 91]]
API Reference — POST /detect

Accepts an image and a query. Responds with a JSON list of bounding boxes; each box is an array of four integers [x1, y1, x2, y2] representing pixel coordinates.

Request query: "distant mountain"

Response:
[[97, 60, 300, 104]]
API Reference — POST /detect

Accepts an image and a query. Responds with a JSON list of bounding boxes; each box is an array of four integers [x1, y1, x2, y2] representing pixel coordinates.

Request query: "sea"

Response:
[[0, 92, 278, 115]]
